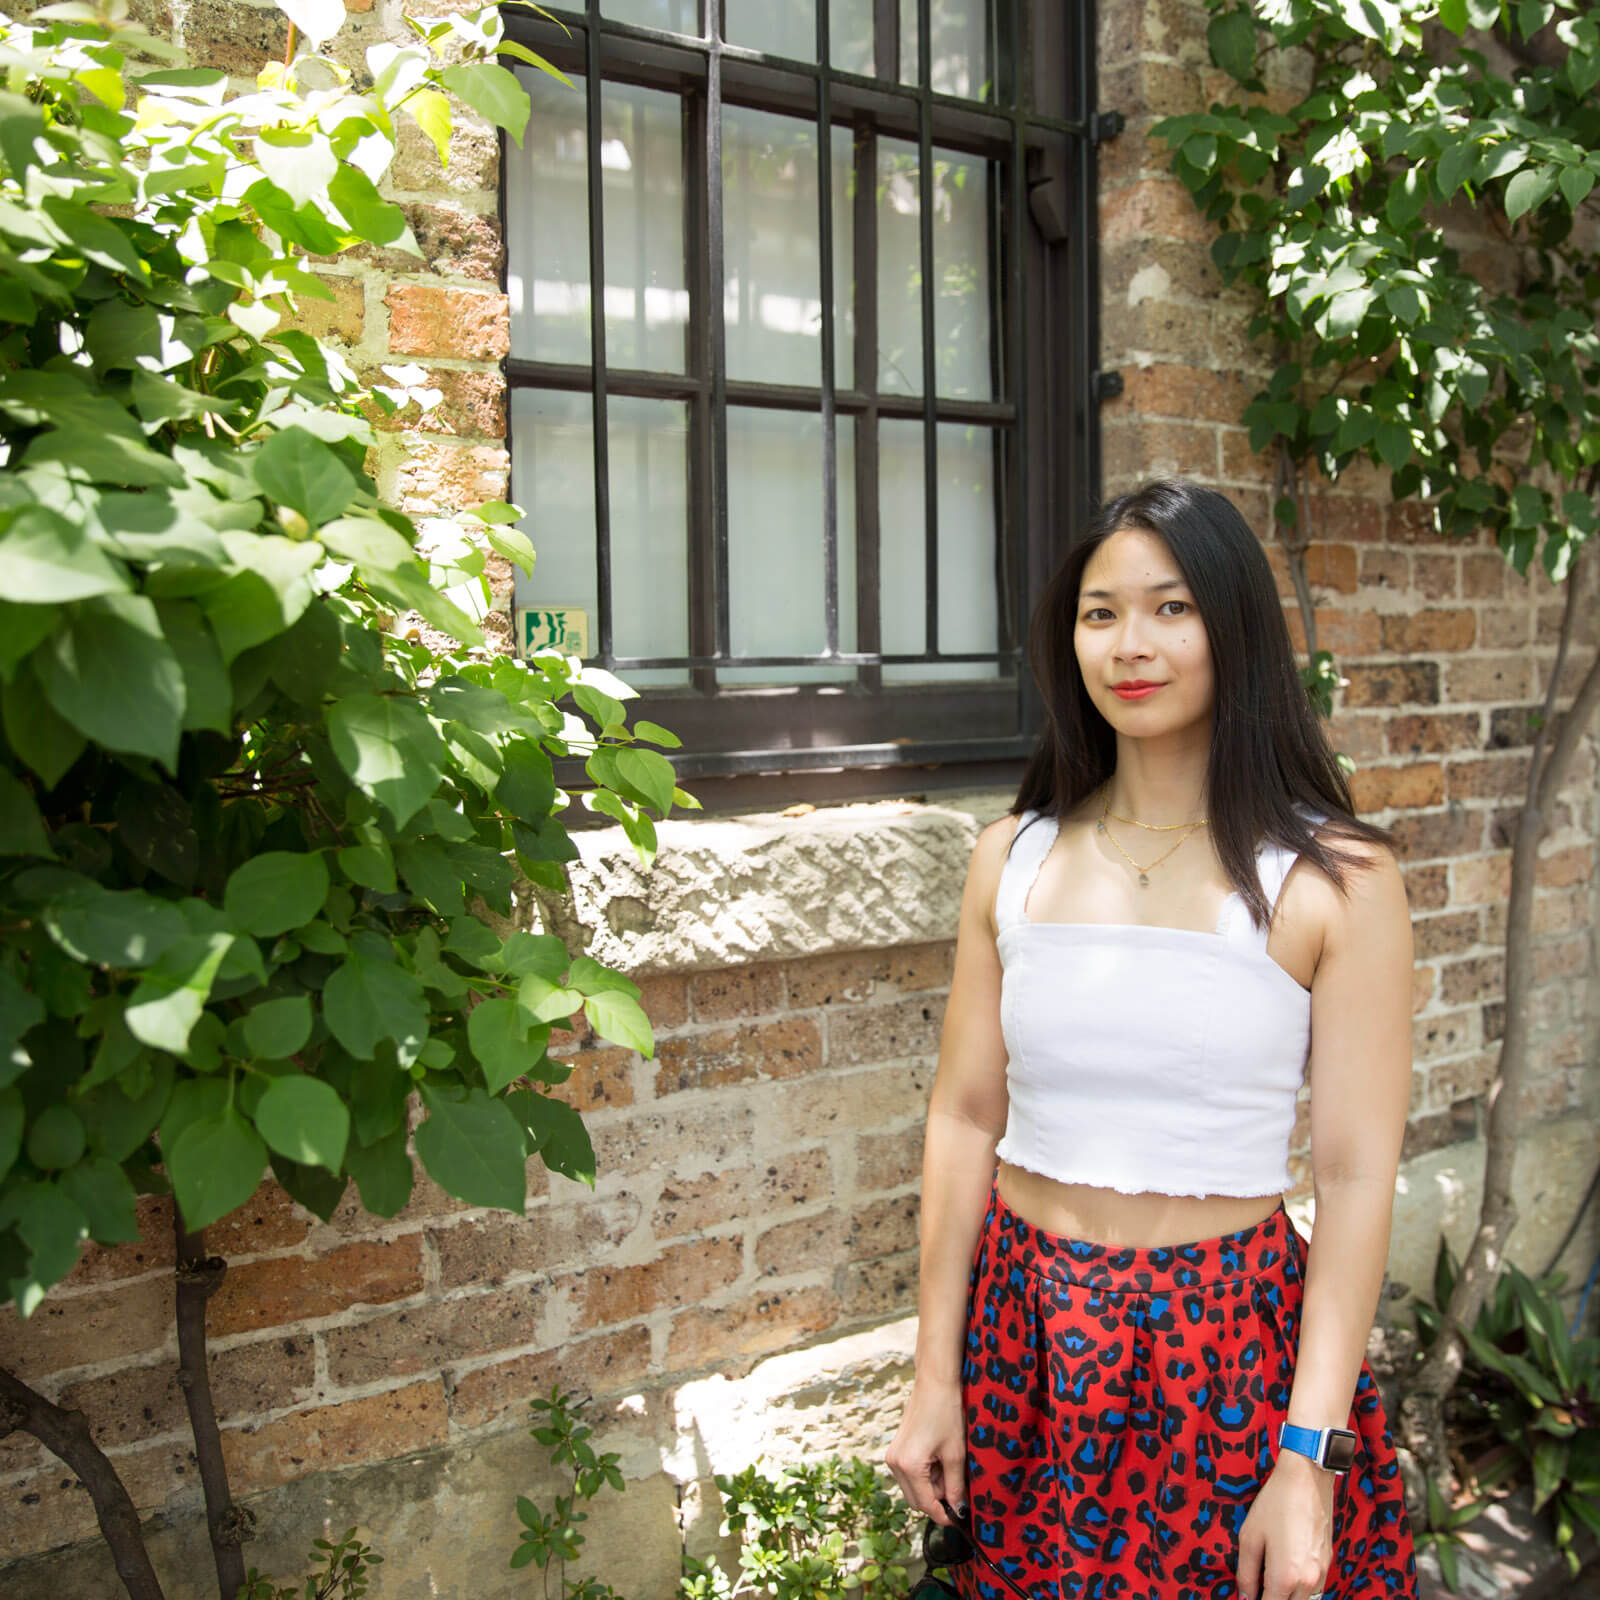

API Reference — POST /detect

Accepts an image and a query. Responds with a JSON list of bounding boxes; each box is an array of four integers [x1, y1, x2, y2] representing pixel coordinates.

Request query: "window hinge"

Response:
[[1093, 369, 1124, 403], [1090, 110, 1125, 144]]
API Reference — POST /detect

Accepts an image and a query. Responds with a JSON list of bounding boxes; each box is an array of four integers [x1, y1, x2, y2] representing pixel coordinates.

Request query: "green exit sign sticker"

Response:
[[517, 606, 590, 659]]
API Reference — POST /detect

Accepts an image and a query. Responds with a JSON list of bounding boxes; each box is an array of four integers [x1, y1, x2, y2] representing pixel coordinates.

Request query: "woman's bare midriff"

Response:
[[996, 1161, 1285, 1249]]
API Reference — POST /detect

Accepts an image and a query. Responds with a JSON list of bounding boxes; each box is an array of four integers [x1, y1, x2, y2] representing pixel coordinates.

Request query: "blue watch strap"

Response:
[[1279, 1422, 1325, 1464]]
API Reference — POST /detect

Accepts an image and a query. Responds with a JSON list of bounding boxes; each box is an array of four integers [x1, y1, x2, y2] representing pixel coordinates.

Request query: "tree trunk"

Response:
[[174, 1213, 253, 1598], [1400, 559, 1600, 1485], [0, 1366, 166, 1600]]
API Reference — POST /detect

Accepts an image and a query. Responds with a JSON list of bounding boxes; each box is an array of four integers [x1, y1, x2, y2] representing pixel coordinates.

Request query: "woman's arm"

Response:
[[1238, 837, 1414, 1600], [885, 813, 1017, 1526]]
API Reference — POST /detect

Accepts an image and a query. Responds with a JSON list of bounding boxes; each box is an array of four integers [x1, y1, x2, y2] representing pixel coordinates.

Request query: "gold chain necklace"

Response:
[[1103, 799, 1208, 832], [1096, 789, 1205, 887]]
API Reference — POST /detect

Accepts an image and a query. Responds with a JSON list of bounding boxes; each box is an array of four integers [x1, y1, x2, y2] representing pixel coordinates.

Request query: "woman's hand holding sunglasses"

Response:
[[884, 1374, 968, 1528]]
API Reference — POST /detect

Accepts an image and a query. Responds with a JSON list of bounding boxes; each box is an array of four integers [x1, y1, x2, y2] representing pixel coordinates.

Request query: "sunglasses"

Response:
[[908, 1500, 1035, 1600]]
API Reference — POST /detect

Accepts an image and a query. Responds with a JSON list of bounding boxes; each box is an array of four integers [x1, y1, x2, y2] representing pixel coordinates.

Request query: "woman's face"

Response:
[[1074, 526, 1214, 739]]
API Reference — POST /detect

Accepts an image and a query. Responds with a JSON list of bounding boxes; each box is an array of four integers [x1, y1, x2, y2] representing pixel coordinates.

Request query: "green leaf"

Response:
[[517, 972, 582, 1025], [1375, 419, 1411, 470], [0, 968, 43, 1056], [1504, 166, 1558, 222], [242, 995, 313, 1060], [414, 1085, 526, 1212], [35, 594, 186, 770], [1206, 9, 1256, 80], [0, 769, 52, 857], [1437, 0, 1467, 32], [483, 524, 537, 577], [328, 694, 447, 829], [276, 0, 345, 45], [583, 989, 654, 1058], [467, 996, 536, 1095], [166, 1107, 268, 1231], [124, 932, 234, 1055], [393, 839, 466, 915], [153, 601, 233, 734], [255, 129, 339, 211], [343, 1127, 413, 1217], [338, 842, 397, 893], [0, 1179, 89, 1314], [1437, 141, 1478, 196], [318, 516, 416, 572], [224, 853, 331, 938], [0, 504, 130, 602], [1, 667, 86, 790], [614, 746, 676, 814], [1558, 165, 1595, 209], [322, 953, 429, 1062], [407, 88, 453, 168], [0, 1088, 23, 1183], [254, 1073, 349, 1171], [631, 719, 682, 749], [497, 738, 556, 819], [115, 780, 196, 889], [59, 1156, 140, 1244], [517, 1090, 596, 1186], [251, 429, 359, 528], [27, 874, 188, 968], [439, 62, 531, 146], [27, 1104, 86, 1169], [200, 540, 324, 662]]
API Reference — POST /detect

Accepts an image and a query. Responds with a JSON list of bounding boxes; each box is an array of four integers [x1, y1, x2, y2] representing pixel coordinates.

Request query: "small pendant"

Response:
[[1096, 819, 1105, 833], [1138, 872, 1149, 887]]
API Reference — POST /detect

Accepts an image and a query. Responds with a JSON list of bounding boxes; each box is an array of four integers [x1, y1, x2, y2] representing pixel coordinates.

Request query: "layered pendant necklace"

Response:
[[1096, 787, 1207, 887]]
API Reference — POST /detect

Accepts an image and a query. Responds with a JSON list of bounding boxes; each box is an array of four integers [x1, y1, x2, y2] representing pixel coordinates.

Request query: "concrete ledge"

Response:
[[527, 791, 1016, 976]]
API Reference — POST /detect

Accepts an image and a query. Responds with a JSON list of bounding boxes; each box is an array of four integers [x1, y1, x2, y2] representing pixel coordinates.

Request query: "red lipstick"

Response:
[[1112, 680, 1165, 700]]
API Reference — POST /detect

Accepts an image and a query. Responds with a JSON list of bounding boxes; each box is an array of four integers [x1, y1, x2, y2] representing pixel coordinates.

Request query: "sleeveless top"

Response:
[[992, 807, 1318, 1199]]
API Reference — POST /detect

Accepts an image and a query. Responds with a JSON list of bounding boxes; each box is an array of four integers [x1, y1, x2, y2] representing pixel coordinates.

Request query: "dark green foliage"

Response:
[[0, 2, 691, 1316], [1151, 0, 1600, 579]]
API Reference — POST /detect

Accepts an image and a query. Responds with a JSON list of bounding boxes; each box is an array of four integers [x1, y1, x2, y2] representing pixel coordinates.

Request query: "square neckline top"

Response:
[[996, 809, 1314, 998]]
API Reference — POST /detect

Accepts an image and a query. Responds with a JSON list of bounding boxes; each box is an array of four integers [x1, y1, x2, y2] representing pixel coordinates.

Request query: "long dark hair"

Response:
[[1013, 478, 1387, 929]]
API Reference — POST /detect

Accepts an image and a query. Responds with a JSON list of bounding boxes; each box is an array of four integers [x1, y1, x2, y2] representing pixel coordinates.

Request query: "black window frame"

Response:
[[498, 0, 1103, 813]]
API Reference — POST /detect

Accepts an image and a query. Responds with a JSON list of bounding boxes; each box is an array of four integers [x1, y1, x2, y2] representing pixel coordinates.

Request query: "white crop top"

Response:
[[992, 807, 1316, 1199]]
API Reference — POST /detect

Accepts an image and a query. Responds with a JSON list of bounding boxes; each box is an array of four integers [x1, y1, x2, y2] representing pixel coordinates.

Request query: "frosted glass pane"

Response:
[[507, 68, 590, 365], [723, 409, 857, 685], [725, 0, 816, 59], [724, 112, 855, 390], [933, 150, 992, 398], [509, 391, 691, 688], [877, 138, 922, 395], [602, 0, 700, 34], [878, 420, 998, 681], [602, 83, 687, 373], [901, 0, 990, 97], [876, 142, 993, 398], [830, 0, 874, 73]]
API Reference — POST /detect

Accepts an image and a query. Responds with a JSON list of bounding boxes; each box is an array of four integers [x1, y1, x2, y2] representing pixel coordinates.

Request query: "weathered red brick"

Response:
[[1452, 853, 1512, 905], [431, 1197, 641, 1288], [1381, 609, 1477, 655], [547, 1045, 635, 1112], [652, 1150, 832, 1239], [386, 283, 509, 360], [208, 1237, 424, 1337], [1342, 662, 1439, 708], [324, 1286, 542, 1387], [60, 1195, 176, 1289], [856, 1126, 923, 1193], [688, 962, 788, 1021], [1100, 177, 1215, 245], [275, 275, 364, 343], [448, 1326, 653, 1430], [666, 1286, 841, 1374], [755, 1211, 845, 1277], [1402, 863, 1449, 911], [826, 996, 945, 1067], [1348, 761, 1444, 814], [654, 1017, 820, 1095], [0, 1276, 173, 1380], [1387, 808, 1484, 863], [1385, 712, 1481, 757], [395, 440, 510, 515], [562, 1239, 743, 1332]]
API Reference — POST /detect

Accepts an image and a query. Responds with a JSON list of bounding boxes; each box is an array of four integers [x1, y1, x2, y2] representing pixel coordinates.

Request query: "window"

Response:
[[501, 0, 1101, 804]]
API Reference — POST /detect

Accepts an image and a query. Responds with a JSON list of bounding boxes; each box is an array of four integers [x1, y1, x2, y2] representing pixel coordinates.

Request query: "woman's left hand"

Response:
[[1235, 1451, 1336, 1600]]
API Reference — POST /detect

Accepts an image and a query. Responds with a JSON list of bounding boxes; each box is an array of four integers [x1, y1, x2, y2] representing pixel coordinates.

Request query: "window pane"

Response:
[[877, 420, 999, 682], [877, 138, 922, 396], [507, 68, 590, 365], [725, 0, 817, 60], [724, 111, 854, 390], [723, 408, 857, 685], [933, 150, 992, 398], [829, 0, 874, 73], [602, 83, 687, 373], [601, 0, 700, 34], [901, 0, 991, 98], [509, 391, 691, 688]]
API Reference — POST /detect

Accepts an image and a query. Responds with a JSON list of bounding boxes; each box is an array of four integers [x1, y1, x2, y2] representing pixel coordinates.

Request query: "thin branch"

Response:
[[0, 1367, 166, 1600], [173, 1215, 253, 1597]]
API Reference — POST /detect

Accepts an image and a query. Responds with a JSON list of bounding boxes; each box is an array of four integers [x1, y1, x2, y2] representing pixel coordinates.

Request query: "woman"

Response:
[[886, 480, 1419, 1600]]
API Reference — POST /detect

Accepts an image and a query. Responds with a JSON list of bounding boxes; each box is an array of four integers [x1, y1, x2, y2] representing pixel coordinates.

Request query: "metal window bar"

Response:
[[816, 0, 839, 660], [584, 0, 614, 660], [917, 0, 938, 661]]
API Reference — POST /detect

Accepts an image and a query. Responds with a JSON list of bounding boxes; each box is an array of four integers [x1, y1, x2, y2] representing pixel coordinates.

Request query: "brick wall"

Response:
[[0, 943, 953, 1564], [1, 0, 1597, 1586]]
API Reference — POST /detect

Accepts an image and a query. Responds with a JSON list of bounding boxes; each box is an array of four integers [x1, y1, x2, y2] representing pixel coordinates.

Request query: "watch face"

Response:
[[1324, 1430, 1359, 1472]]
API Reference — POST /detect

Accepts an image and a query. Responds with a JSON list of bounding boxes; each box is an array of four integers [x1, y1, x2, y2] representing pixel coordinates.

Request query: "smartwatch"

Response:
[[1278, 1422, 1358, 1474]]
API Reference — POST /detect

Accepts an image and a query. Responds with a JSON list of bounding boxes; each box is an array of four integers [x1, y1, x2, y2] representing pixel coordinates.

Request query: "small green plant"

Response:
[[511, 1385, 626, 1600], [1415, 1237, 1600, 1573], [512, 1387, 915, 1600], [242, 1528, 382, 1600], [685, 1456, 915, 1600], [1412, 1477, 1487, 1595]]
